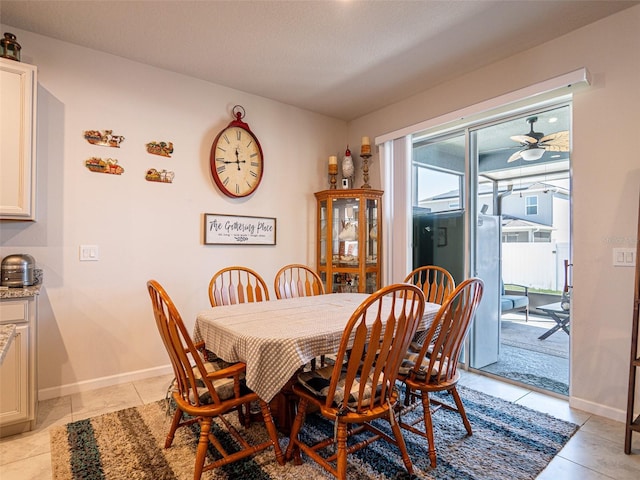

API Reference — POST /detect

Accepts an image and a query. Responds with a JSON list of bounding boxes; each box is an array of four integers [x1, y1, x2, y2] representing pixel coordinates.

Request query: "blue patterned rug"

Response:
[[50, 385, 578, 480]]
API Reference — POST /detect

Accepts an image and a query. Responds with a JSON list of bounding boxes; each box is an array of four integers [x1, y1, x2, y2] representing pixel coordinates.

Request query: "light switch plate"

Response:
[[79, 245, 99, 261], [613, 248, 636, 267]]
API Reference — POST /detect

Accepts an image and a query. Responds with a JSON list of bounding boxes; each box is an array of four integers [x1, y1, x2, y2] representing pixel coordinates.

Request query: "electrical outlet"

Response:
[[79, 245, 99, 261]]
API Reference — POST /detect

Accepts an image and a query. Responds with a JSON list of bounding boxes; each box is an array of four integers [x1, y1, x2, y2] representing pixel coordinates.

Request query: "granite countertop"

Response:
[[0, 324, 17, 364], [0, 283, 42, 299]]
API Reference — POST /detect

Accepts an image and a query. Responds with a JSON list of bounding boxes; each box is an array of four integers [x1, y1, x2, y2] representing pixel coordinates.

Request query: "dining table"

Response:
[[193, 292, 440, 432]]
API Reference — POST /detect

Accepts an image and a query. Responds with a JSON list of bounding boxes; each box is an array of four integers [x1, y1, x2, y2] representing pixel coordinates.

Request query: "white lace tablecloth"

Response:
[[193, 293, 439, 402]]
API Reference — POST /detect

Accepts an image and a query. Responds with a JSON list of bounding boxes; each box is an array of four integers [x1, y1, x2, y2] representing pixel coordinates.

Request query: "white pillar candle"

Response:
[[360, 136, 371, 155], [329, 155, 338, 165]]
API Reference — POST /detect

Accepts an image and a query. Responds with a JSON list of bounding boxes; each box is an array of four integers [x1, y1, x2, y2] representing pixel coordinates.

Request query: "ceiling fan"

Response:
[[508, 116, 569, 163]]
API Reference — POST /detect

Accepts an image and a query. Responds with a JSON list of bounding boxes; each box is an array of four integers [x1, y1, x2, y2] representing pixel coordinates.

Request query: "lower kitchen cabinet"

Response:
[[0, 296, 37, 437]]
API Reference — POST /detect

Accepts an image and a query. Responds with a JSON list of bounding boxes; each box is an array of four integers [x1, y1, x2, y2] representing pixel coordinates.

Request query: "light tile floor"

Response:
[[1, 371, 639, 479]]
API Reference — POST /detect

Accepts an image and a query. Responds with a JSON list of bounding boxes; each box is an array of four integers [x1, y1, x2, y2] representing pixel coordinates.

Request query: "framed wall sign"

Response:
[[204, 213, 276, 245]]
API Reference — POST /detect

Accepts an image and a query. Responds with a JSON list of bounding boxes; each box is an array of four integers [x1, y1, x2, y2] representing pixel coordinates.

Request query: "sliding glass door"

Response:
[[410, 103, 571, 394], [411, 132, 467, 285]]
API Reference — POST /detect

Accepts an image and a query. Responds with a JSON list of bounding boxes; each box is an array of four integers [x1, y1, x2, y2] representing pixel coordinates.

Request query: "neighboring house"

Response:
[[418, 181, 569, 244]]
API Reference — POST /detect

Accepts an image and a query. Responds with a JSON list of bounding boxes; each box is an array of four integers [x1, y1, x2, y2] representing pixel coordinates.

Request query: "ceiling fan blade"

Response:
[[510, 135, 537, 144], [507, 150, 523, 163], [539, 131, 569, 144], [543, 144, 570, 152]]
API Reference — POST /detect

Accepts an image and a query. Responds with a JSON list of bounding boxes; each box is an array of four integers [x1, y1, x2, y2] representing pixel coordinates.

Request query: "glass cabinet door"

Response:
[[365, 198, 378, 265], [333, 197, 359, 267], [319, 199, 327, 266]]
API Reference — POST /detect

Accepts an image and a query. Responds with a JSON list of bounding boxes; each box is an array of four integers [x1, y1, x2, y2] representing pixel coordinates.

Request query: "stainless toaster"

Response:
[[1, 254, 36, 287]]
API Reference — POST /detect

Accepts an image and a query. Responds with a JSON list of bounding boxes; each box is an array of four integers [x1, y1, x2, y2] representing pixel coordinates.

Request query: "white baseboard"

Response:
[[38, 365, 174, 401], [570, 395, 627, 423]]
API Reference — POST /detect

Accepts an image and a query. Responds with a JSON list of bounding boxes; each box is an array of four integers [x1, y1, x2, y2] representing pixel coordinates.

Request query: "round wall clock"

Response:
[[210, 105, 264, 198]]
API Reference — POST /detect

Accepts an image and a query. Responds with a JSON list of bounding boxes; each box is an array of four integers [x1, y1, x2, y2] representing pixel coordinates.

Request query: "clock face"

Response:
[[210, 126, 263, 198]]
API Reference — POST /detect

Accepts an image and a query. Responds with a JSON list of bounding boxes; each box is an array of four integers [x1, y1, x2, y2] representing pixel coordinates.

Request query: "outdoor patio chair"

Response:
[[501, 281, 529, 321]]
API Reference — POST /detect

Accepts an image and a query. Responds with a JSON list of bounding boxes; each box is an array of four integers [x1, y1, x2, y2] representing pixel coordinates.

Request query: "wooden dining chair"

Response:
[[397, 277, 484, 468], [404, 265, 455, 345], [285, 283, 426, 480], [208, 266, 269, 307], [147, 280, 284, 480], [274, 263, 325, 299], [404, 265, 455, 304], [274, 263, 326, 369]]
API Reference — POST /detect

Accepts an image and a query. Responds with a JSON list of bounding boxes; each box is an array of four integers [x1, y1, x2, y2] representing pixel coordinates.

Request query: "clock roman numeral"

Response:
[[236, 130, 242, 141], [236, 184, 240, 194], [217, 146, 227, 153], [246, 140, 253, 148], [222, 134, 230, 144], [249, 170, 257, 178], [250, 153, 258, 158], [216, 165, 226, 174], [246, 180, 253, 189], [250, 161, 259, 167], [223, 177, 230, 186]]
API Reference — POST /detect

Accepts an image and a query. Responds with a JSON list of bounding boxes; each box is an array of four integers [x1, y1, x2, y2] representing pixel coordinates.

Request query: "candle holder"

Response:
[[360, 153, 371, 189], [328, 163, 338, 189]]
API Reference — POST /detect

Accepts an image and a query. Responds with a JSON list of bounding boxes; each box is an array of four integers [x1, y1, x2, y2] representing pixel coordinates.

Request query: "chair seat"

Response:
[[398, 343, 448, 380], [502, 294, 528, 310], [171, 359, 240, 403], [297, 365, 383, 409]]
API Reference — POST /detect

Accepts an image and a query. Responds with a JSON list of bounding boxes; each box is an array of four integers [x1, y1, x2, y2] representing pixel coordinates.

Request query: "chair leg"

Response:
[[165, 407, 183, 448], [194, 418, 212, 480], [390, 413, 414, 475], [259, 400, 285, 465], [450, 386, 472, 436], [285, 397, 308, 465], [421, 393, 438, 468], [336, 420, 348, 480]]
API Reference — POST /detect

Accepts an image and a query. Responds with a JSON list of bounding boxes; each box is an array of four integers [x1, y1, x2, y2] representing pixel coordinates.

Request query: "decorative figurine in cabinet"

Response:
[[315, 189, 383, 294]]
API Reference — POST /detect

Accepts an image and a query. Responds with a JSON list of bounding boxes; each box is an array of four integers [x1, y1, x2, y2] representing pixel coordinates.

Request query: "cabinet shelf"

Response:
[[315, 189, 383, 294]]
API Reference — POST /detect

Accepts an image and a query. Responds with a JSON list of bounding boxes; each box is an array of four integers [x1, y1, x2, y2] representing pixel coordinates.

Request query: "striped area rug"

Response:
[[50, 386, 578, 480]]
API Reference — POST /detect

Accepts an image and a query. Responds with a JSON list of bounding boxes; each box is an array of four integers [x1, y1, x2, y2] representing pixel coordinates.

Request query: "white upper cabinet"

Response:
[[0, 59, 37, 220]]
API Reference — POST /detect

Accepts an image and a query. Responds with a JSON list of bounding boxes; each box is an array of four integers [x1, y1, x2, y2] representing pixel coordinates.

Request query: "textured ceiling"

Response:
[[1, 1, 638, 121]]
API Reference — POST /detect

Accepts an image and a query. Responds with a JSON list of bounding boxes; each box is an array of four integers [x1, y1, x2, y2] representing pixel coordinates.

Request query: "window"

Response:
[[533, 231, 551, 242], [525, 195, 538, 215]]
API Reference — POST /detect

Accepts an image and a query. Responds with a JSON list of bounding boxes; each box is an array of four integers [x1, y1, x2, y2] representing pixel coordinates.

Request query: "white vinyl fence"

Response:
[[502, 242, 569, 291]]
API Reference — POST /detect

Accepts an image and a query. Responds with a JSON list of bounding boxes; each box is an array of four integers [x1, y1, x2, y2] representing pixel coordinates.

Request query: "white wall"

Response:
[[0, 27, 346, 399], [2, 6, 639, 420], [348, 7, 640, 420]]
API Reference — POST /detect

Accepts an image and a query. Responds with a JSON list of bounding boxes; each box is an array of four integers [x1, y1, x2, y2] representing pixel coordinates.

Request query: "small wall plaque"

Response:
[[146, 141, 174, 157], [83, 130, 125, 147], [145, 168, 174, 183], [84, 157, 124, 175], [204, 213, 276, 245]]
